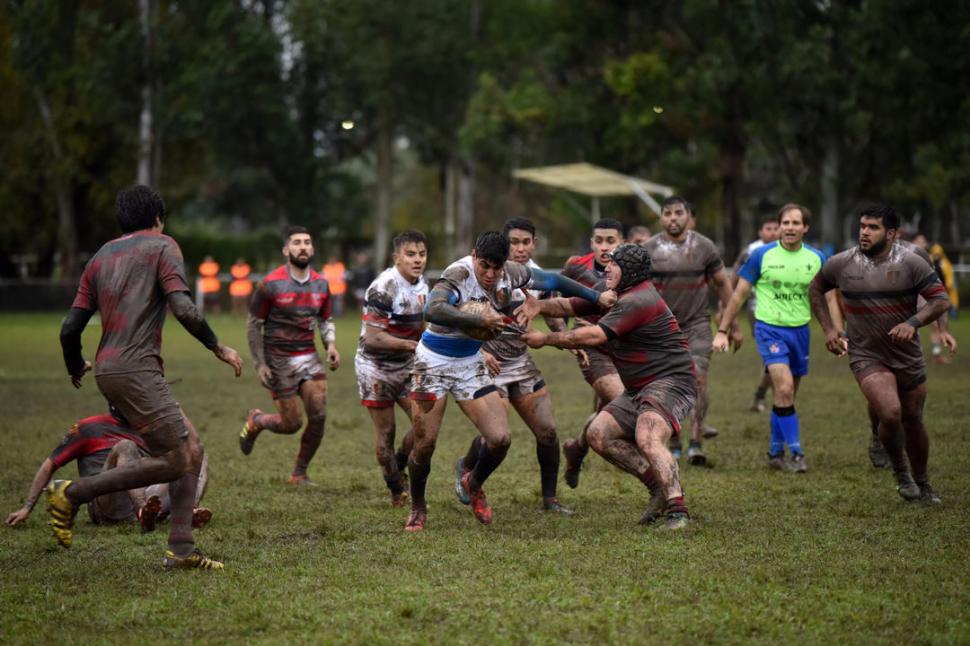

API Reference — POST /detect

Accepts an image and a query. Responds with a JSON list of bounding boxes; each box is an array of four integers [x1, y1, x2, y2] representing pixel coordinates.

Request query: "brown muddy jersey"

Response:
[[643, 231, 723, 329], [571, 281, 694, 392], [818, 246, 948, 370], [483, 259, 546, 364], [72, 231, 190, 376], [251, 265, 333, 356]]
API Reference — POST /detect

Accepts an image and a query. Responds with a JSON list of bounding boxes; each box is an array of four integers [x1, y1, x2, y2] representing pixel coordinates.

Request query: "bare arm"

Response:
[[889, 295, 951, 344], [247, 315, 266, 367], [6, 458, 56, 526], [523, 324, 609, 351], [425, 285, 504, 331], [710, 267, 742, 350], [809, 275, 847, 357], [712, 279, 752, 352], [362, 325, 417, 353]]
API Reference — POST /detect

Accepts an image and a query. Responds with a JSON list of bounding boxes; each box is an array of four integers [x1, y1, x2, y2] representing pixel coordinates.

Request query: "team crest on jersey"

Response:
[[277, 294, 294, 305], [887, 269, 900, 285]]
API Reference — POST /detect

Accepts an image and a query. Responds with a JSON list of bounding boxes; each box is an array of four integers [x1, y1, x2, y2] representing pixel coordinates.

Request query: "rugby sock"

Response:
[[407, 458, 431, 509], [773, 405, 802, 455], [383, 473, 405, 496], [536, 439, 560, 499], [463, 436, 484, 471], [394, 449, 409, 474], [167, 471, 198, 557], [769, 410, 785, 456], [293, 414, 326, 476], [665, 495, 689, 517], [469, 441, 509, 491], [755, 385, 768, 400]]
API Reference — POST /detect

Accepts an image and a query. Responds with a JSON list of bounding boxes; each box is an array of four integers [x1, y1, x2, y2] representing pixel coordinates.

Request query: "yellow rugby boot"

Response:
[[162, 548, 224, 571], [47, 479, 78, 548]]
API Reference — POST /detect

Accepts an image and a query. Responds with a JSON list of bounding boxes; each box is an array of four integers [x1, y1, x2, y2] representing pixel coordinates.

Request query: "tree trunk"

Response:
[[137, 0, 155, 185], [820, 138, 840, 248], [456, 157, 475, 257], [718, 130, 745, 263], [444, 160, 457, 260], [373, 120, 393, 271]]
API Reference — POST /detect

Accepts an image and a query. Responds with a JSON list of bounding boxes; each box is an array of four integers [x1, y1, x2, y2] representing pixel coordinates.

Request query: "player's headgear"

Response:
[[608, 243, 652, 292]]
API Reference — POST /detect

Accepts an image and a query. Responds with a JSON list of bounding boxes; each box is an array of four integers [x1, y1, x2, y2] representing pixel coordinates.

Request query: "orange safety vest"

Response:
[[198, 260, 220, 294], [322, 262, 347, 295], [229, 262, 253, 297]]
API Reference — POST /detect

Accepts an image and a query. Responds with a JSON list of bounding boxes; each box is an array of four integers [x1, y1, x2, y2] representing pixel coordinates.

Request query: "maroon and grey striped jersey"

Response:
[[562, 252, 607, 325], [643, 231, 723, 329], [251, 265, 332, 356], [49, 414, 146, 478], [72, 231, 190, 376], [818, 245, 948, 370], [571, 281, 694, 392]]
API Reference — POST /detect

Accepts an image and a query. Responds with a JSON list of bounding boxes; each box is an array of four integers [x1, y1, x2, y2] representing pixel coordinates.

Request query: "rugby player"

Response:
[[714, 203, 826, 472], [628, 225, 652, 245], [355, 230, 428, 506], [809, 205, 950, 503], [7, 408, 211, 531], [240, 226, 339, 485], [731, 217, 781, 413], [404, 231, 614, 531], [456, 218, 573, 515], [644, 197, 740, 465], [558, 218, 626, 488], [520, 243, 696, 529], [55, 184, 242, 570]]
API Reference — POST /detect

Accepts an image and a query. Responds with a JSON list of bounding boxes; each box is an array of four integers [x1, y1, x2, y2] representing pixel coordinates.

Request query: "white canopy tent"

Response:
[[513, 163, 675, 223]]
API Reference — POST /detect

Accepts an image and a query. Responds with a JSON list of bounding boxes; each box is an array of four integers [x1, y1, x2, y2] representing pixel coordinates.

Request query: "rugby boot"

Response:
[[917, 483, 941, 505], [404, 508, 427, 532], [868, 435, 891, 469], [638, 487, 666, 525], [390, 490, 409, 508], [286, 473, 318, 486], [542, 497, 575, 516], [138, 495, 162, 533], [766, 452, 789, 471], [894, 470, 921, 501], [162, 548, 224, 571], [750, 395, 766, 413], [47, 480, 77, 548], [790, 453, 808, 473], [562, 438, 588, 489], [454, 457, 471, 505], [701, 425, 719, 439], [687, 441, 707, 466], [191, 507, 213, 529], [461, 472, 493, 525], [239, 409, 262, 456], [660, 511, 690, 530]]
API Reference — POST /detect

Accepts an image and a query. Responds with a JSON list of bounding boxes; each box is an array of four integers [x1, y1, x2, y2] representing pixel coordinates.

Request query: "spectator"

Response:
[[229, 257, 253, 315], [322, 255, 347, 317]]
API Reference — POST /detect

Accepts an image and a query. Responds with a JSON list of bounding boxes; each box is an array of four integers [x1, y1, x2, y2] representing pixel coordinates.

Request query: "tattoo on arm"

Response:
[[247, 315, 266, 366], [425, 286, 482, 329]]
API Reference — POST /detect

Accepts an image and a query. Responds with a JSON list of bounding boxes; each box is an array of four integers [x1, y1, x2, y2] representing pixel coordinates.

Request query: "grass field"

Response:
[[1, 312, 968, 644]]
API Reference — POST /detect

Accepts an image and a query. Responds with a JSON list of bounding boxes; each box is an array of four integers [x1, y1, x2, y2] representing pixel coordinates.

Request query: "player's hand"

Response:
[[71, 361, 92, 389], [480, 309, 506, 334], [482, 351, 501, 377], [256, 363, 273, 389], [824, 330, 848, 357], [941, 331, 958, 354], [521, 330, 548, 349], [712, 331, 729, 353], [403, 340, 419, 353], [597, 290, 617, 309], [215, 344, 244, 377], [888, 322, 916, 344], [571, 348, 590, 368], [327, 345, 341, 370], [513, 294, 540, 327], [729, 324, 743, 352], [5, 508, 30, 526]]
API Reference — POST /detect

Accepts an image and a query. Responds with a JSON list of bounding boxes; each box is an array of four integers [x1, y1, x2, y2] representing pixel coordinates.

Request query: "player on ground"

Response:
[[355, 230, 428, 506], [731, 217, 781, 413], [7, 407, 211, 531], [558, 218, 626, 488], [404, 232, 614, 531], [809, 205, 949, 503], [55, 184, 242, 569], [520, 244, 696, 529], [456, 217, 574, 515], [714, 203, 826, 472], [240, 226, 339, 485], [644, 197, 740, 465]]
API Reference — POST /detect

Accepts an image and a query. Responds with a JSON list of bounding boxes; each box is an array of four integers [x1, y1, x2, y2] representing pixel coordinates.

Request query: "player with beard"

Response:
[[456, 218, 574, 515], [355, 230, 428, 506], [644, 197, 741, 465], [7, 405, 211, 532], [809, 205, 950, 503], [558, 218, 626, 489], [240, 226, 340, 485], [714, 204, 826, 472], [53, 184, 242, 569], [520, 244, 696, 529], [404, 232, 614, 531]]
